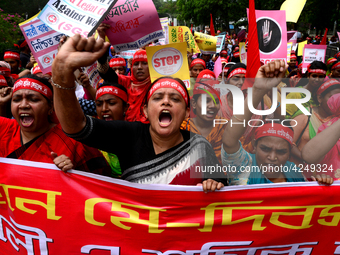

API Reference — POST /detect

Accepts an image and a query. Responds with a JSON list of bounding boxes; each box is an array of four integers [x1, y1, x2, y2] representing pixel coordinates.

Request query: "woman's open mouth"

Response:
[[102, 114, 113, 121], [20, 113, 34, 127], [159, 110, 172, 127]]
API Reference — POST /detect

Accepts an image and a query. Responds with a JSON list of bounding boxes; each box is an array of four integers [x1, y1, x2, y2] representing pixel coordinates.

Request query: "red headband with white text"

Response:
[[147, 78, 188, 106], [255, 123, 294, 146], [13, 78, 53, 101], [227, 68, 246, 79], [95, 86, 128, 102], [4, 51, 20, 60]]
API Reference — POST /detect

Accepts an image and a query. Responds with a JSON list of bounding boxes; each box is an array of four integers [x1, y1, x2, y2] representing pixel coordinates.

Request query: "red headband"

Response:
[[308, 69, 326, 75], [327, 58, 337, 66], [220, 50, 228, 55], [132, 50, 147, 65], [0, 75, 7, 87], [109, 58, 126, 68], [14, 40, 27, 49], [190, 58, 206, 69], [147, 78, 188, 106], [335, 52, 340, 58], [317, 79, 340, 95], [13, 78, 53, 101], [227, 67, 246, 79], [233, 52, 240, 58], [95, 86, 128, 102], [290, 55, 297, 60], [331, 62, 340, 70], [197, 69, 216, 80], [32, 65, 42, 75], [255, 123, 294, 146], [193, 84, 220, 98], [0, 67, 11, 78], [4, 51, 20, 60]]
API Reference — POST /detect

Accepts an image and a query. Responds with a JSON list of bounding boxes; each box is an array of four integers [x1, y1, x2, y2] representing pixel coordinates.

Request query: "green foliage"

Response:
[[0, 8, 25, 46]]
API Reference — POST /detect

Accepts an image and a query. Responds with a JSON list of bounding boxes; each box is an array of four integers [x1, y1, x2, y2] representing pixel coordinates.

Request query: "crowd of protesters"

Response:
[[1, 21, 339, 191]]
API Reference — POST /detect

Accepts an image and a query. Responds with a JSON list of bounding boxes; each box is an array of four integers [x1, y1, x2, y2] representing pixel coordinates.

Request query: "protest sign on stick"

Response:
[[19, 14, 64, 74], [102, 0, 163, 52], [38, 0, 117, 37]]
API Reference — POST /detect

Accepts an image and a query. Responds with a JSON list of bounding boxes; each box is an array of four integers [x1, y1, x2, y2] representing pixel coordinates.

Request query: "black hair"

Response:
[[4, 49, 19, 54], [142, 76, 190, 108], [226, 62, 246, 79]]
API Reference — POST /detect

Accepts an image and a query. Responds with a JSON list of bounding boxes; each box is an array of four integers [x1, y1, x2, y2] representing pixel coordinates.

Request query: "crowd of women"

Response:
[[1, 23, 339, 191]]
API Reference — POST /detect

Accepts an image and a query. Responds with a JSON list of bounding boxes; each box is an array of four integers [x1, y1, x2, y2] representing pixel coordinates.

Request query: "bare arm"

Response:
[[222, 60, 287, 154], [52, 34, 110, 134], [302, 118, 340, 164]]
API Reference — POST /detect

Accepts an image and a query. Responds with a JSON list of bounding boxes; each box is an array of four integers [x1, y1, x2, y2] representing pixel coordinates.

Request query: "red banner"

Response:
[[1, 157, 340, 254]]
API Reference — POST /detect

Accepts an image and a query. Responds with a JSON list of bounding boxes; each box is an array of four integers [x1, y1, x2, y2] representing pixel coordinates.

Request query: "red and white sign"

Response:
[[146, 42, 190, 88], [302, 44, 327, 73], [1, 157, 340, 254], [152, 48, 183, 76]]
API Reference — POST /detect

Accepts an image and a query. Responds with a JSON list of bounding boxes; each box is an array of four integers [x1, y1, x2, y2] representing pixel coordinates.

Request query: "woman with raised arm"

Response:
[[52, 35, 227, 191], [221, 60, 333, 186], [302, 93, 340, 180]]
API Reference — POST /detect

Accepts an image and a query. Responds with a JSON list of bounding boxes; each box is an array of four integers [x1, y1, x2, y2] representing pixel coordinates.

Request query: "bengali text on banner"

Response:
[[0, 157, 340, 254], [102, 0, 164, 52]]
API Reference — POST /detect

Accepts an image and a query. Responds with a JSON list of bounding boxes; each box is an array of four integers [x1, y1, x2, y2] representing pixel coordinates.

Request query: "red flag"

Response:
[[210, 13, 215, 36], [242, 0, 261, 89], [190, 24, 193, 33], [320, 28, 328, 45]]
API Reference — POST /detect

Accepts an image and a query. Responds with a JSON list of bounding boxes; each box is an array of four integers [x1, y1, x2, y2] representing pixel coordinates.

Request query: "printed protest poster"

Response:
[[102, 0, 164, 52], [247, 9, 287, 64], [146, 42, 190, 88], [302, 44, 327, 73], [287, 30, 298, 51], [194, 31, 217, 54], [1, 157, 340, 254], [81, 61, 101, 89], [38, 0, 117, 37], [168, 26, 200, 54], [120, 49, 136, 59], [239, 42, 247, 65], [19, 15, 64, 74], [159, 17, 169, 45], [216, 34, 225, 53]]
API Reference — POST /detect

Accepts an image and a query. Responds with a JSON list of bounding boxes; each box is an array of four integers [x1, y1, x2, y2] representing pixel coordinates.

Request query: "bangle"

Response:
[[51, 77, 77, 90]]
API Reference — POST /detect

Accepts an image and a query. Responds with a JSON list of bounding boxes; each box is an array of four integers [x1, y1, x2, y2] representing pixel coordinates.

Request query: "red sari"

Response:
[[0, 117, 111, 176]]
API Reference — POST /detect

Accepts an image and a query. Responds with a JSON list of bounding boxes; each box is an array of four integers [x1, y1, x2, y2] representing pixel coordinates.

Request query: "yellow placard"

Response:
[[168, 26, 200, 54], [146, 42, 190, 88], [297, 40, 307, 56], [194, 32, 217, 54], [280, 0, 307, 23]]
